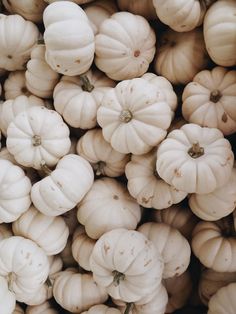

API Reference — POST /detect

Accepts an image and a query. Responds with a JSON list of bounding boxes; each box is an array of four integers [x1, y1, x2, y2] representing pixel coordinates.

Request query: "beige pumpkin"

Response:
[[198, 268, 236, 306], [43, 1, 95, 76], [152, 204, 198, 240], [138, 222, 191, 278], [125, 149, 187, 209], [77, 128, 130, 177], [77, 177, 141, 239], [3, 70, 30, 100], [156, 123, 234, 194], [81, 304, 121, 314], [89, 228, 164, 302], [72, 225, 96, 271], [95, 12, 156, 81], [97, 78, 172, 155], [7, 106, 71, 170], [208, 282, 236, 314], [0, 223, 13, 241], [203, 0, 236, 67], [26, 45, 60, 99], [26, 301, 59, 314], [182, 67, 236, 135], [117, 0, 156, 20], [0, 275, 16, 314], [12, 205, 69, 255], [53, 269, 108, 313], [0, 14, 39, 71], [192, 220, 236, 272], [53, 69, 115, 129], [154, 28, 208, 85]]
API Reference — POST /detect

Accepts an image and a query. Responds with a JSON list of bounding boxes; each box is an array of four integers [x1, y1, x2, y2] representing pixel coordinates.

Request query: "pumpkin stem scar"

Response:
[[32, 134, 41, 146], [188, 141, 204, 158], [210, 90, 222, 103], [119, 109, 133, 123], [112, 270, 125, 286], [40, 160, 52, 176], [94, 161, 106, 176], [124, 302, 134, 314], [80, 75, 94, 92]]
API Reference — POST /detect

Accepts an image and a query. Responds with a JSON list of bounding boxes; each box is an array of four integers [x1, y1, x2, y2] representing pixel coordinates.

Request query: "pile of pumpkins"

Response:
[[0, 0, 235, 313]]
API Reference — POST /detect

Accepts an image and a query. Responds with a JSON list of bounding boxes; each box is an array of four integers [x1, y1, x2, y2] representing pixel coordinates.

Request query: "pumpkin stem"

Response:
[[210, 90, 222, 103], [40, 160, 52, 176], [188, 142, 204, 158], [112, 270, 125, 286], [119, 109, 133, 123], [37, 38, 45, 45], [32, 135, 41, 146], [94, 161, 106, 176], [124, 303, 134, 314], [7, 272, 16, 292], [80, 75, 94, 92]]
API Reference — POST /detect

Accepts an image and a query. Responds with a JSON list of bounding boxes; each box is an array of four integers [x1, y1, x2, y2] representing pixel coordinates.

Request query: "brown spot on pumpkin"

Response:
[[104, 244, 110, 254], [144, 259, 152, 267], [134, 50, 140, 57], [57, 181, 62, 188], [7, 55, 12, 59], [174, 168, 182, 177], [75, 59, 80, 63], [142, 196, 154, 204], [113, 195, 119, 200], [168, 200, 171, 205], [56, 64, 60, 68], [222, 112, 228, 122]]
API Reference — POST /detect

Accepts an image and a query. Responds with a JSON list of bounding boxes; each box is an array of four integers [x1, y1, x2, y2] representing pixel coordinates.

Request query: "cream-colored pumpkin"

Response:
[[7, 106, 71, 170], [81, 304, 121, 314], [26, 301, 59, 314], [141, 72, 178, 119], [43, 1, 95, 76], [3, 70, 30, 100], [156, 123, 234, 194], [152, 204, 198, 240], [89, 228, 164, 302], [203, 0, 236, 67], [138, 222, 191, 278], [72, 225, 96, 271], [95, 12, 156, 81], [26, 45, 60, 99], [12, 206, 69, 255], [0, 275, 16, 314], [53, 69, 115, 129], [117, 0, 156, 20], [208, 282, 236, 314], [0, 14, 39, 71], [77, 128, 130, 177], [53, 269, 108, 313], [97, 78, 172, 155], [2, 0, 47, 23], [154, 28, 208, 85], [153, 0, 207, 32], [31, 154, 94, 216], [164, 270, 193, 313], [84, 0, 118, 35], [189, 167, 236, 221], [13, 304, 24, 314], [0, 95, 44, 137], [0, 236, 49, 301], [192, 220, 236, 272], [182, 67, 236, 135], [125, 149, 187, 209], [0, 223, 13, 241], [0, 159, 31, 223], [77, 177, 141, 239], [198, 268, 236, 306]]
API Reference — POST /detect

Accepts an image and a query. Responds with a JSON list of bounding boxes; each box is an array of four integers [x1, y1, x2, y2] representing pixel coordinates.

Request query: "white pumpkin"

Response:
[[12, 205, 69, 255], [3, 70, 30, 100], [125, 149, 187, 209], [76, 128, 130, 177], [95, 12, 156, 81], [117, 0, 156, 20], [6, 106, 71, 170], [26, 301, 59, 314], [0, 275, 16, 314], [89, 228, 164, 302], [0, 236, 49, 301], [182, 66, 236, 135], [0, 159, 31, 223], [26, 45, 60, 99], [208, 282, 236, 314], [31, 154, 94, 216], [53, 69, 115, 129], [0, 14, 39, 71], [77, 177, 141, 239], [81, 304, 121, 314], [43, 1, 95, 76], [97, 78, 172, 155], [156, 123, 234, 194]]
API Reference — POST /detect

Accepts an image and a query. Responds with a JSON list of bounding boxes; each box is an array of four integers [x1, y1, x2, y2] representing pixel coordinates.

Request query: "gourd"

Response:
[[117, 0, 156, 20], [97, 78, 172, 155], [89, 228, 164, 302], [95, 12, 156, 81], [0, 275, 16, 314], [43, 1, 95, 76], [203, 0, 236, 66], [53, 69, 115, 129], [156, 123, 234, 194], [0, 14, 39, 71], [182, 66, 236, 135], [208, 282, 236, 314], [0, 159, 31, 223], [76, 128, 130, 177], [31, 154, 94, 216], [6, 106, 71, 170], [77, 177, 141, 239]]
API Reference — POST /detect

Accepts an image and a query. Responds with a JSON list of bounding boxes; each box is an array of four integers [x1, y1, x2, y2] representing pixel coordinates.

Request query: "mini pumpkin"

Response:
[[0, 275, 16, 314], [3, 70, 30, 100], [208, 282, 236, 314], [81, 304, 121, 314]]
